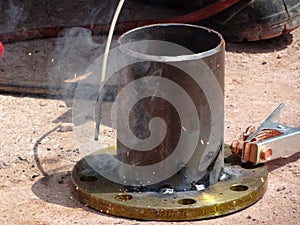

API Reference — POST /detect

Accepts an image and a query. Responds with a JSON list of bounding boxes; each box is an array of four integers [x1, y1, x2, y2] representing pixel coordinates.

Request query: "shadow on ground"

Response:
[[31, 171, 81, 208], [226, 33, 294, 53], [266, 151, 300, 172]]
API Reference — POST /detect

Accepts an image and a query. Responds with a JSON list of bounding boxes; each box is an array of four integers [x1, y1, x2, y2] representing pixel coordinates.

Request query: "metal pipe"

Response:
[[116, 23, 225, 191]]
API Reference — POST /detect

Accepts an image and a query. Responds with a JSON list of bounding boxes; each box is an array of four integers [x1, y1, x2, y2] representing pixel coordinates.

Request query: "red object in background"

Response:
[[0, 41, 4, 58]]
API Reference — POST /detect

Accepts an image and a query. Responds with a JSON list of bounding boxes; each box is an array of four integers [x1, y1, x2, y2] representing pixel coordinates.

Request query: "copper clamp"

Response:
[[230, 103, 300, 164]]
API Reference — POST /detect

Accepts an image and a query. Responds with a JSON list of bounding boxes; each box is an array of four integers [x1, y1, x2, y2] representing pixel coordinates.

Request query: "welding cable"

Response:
[[0, 0, 240, 43]]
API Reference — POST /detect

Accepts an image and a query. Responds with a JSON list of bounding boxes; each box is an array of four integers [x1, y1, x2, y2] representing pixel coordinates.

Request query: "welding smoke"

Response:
[[0, 0, 30, 32], [47, 27, 105, 98]]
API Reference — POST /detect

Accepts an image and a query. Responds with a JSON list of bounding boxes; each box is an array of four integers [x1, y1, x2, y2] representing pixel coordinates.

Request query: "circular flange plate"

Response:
[[71, 146, 268, 221]]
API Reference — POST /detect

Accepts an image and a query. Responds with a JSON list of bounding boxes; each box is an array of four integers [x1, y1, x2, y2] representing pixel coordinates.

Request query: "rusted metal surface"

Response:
[[111, 24, 225, 191]]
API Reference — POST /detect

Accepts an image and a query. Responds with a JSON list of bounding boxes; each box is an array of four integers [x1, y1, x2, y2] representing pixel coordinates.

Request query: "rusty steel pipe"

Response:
[[116, 24, 225, 191]]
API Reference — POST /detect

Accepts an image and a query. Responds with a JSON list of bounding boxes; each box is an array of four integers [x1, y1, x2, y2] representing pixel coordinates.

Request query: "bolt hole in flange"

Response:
[[115, 194, 133, 201], [79, 175, 98, 182], [71, 147, 268, 220], [230, 184, 249, 192], [177, 198, 197, 205]]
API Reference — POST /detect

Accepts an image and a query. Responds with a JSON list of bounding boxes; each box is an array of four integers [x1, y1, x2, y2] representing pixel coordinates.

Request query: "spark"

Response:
[[65, 72, 92, 83]]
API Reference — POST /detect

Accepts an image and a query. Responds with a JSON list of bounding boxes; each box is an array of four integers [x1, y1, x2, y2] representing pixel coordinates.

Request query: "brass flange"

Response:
[[71, 146, 268, 221]]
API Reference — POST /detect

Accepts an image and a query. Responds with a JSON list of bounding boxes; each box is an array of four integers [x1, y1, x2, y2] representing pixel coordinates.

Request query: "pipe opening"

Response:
[[119, 24, 223, 58]]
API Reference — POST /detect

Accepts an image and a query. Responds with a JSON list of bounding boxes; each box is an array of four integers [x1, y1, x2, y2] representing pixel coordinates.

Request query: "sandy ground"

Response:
[[0, 1, 299, 224]]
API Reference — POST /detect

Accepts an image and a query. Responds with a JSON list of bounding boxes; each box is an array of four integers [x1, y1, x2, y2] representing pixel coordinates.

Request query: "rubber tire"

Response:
[[200, 0, 300, 41], [138, 0, 300, 42]]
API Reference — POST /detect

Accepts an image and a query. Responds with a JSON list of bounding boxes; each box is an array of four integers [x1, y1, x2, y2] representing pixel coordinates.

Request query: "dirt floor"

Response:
[[0, 1, 300, 225]]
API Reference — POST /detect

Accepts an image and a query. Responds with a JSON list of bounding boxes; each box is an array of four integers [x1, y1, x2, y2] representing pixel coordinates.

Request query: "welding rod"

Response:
[[95, 0, 125, 141]]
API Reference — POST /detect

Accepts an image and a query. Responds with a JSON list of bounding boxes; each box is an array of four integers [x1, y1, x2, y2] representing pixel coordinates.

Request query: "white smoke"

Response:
[[47, 27, 106, 97], [0, 0, 30, 32]]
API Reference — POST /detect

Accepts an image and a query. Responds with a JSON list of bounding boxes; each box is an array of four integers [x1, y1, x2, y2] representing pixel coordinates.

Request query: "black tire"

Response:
[[138, 0, 300, 42], [201, 0, 300, 41]]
